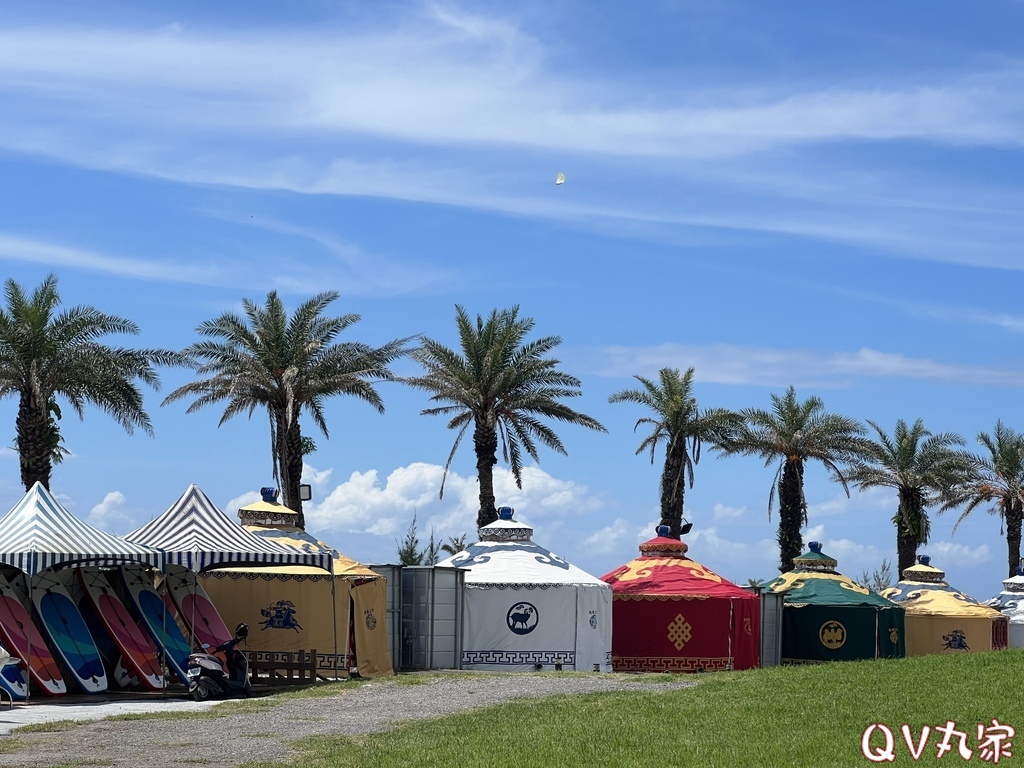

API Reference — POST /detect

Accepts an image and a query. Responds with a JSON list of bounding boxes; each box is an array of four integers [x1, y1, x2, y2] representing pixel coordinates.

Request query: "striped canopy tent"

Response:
[[124, 485, 332, 573], [0, 482, 164, 575]]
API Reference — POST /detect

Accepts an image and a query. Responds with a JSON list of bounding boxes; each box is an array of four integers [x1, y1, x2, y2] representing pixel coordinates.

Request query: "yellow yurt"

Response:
[[881, 555, 1008, 656], [200, 490, 393, 678]]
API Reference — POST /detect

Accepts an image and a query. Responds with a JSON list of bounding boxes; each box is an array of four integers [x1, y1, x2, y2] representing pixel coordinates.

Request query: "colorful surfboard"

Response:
[[30, 570, 106, 694], [0, 571, 65, 696], [119, 565, 192, 684], [0, 643, 28, 700], [165, 565, 232, 650], [55, 569, 140, 690], [77, 569, 163, 692]]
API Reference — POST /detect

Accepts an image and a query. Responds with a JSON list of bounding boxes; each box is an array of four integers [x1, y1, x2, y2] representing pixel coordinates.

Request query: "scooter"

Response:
[[186, 623, 253, 701]]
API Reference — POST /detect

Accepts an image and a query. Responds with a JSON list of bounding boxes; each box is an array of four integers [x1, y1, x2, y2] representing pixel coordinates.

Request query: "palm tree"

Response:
[[943, 420, 1024, 578], [608, 367, 738, 538], [845, 418, 973, 576], [0, 274, 174, 490], [406, 305, 606, 529], [164, 290, 407, 528], [722, 386, 868, 573], [440, 533, 469, 555]]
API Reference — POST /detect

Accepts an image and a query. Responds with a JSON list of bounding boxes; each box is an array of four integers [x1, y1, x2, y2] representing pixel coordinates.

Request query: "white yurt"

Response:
[[985, 563, 1024, 649], [436, 507, 612, 672]]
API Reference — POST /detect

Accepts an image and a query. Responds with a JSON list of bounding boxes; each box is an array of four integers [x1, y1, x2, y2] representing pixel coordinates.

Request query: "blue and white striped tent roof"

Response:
[[124, 484, 332, 573], [0, 482, 165, 575]]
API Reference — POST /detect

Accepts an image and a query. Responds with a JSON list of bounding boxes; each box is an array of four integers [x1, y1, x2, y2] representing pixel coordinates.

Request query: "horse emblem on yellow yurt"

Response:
[[260, 599, 302, 632], [941, 629, 970, 651], [819, 620, 846, 649]]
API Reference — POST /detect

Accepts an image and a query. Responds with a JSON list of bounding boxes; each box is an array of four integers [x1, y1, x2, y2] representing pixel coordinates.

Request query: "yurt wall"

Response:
[[437, 507, 613, 673]]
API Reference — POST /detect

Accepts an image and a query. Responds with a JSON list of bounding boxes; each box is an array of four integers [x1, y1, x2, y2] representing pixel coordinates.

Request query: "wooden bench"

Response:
[[247, 648, 318, 685]]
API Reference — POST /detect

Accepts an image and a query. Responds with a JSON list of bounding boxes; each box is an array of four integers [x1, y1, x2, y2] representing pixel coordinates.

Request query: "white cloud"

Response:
[[685, 526, 778, 583], [0, 226, 449, 297], [597, 343, 1024, 388], [86, 490, 134, 533], [582, 517, 637, 556], [926, 541, 992, 566], [808, 486, 895, 520], [2, 17, 1024, 275], [224, 490, 261, 517], [712, 502, 746, 520], [3, 20, 1024, 159], [0, 232, 222, 285], [303, 461, 604, 542]]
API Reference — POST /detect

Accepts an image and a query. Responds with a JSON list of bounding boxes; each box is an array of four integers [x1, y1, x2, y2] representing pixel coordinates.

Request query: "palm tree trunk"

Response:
[[274, 412, 306, 529], [284, 420, 305, 529], [896, 490, 921, 577], [473, 417, 499, 529], [659, 442, 685, 538], [16, 390, 52, 491], [777, 458, 805, 573], [1006, 499, 1023, 578]]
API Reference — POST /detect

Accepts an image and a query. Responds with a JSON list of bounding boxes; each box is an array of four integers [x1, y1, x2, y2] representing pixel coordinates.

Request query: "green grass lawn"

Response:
[[242, 650, 1024, 768]]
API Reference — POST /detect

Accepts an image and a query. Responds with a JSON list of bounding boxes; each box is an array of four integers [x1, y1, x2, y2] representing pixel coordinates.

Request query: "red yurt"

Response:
[[600, 525, 760, 672]]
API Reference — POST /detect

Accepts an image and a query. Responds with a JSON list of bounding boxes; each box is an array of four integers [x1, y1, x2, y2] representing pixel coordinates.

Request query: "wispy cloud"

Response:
[[596, 343, 1024, 387], [3, 20, 1024, 157], [0, 225, 451, 296], [0, 233, 221, 284], [2, 13, 1024, 273]]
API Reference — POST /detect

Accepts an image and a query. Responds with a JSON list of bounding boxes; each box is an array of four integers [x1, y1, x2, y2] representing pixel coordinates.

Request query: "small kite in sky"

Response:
[[555, 172, 565, 185]]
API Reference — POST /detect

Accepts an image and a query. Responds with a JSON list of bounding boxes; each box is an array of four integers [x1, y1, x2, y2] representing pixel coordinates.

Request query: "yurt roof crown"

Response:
[[479, 506, 533, 541], [637, 524, 690, 558], [1000, 560, 1024, 593], [237, 487, 299, 525], [791, 541, 837, 572], [901, 554, 945, 583]]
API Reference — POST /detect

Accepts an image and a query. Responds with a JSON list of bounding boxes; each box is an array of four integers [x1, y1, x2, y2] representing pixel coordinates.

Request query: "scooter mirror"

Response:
[[235, 623, 249, 640]]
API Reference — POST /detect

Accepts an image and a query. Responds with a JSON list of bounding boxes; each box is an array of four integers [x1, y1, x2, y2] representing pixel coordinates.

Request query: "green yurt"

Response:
[[761, 541, 905, 664]]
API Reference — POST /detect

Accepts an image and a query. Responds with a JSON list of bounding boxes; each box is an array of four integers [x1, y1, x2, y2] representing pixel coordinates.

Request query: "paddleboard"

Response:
[[31, 569, 107, 694], [0, 571, 65, 696], [54, 569, 140, 689], [120, 565, 192, 683], [0, 643, 27, 700], [77, 568, 163, 692], [165, 565, 232, 650]]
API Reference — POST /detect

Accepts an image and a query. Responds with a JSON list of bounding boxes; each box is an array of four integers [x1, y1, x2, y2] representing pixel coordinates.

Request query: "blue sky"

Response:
[[0, 1, 1022, 600]]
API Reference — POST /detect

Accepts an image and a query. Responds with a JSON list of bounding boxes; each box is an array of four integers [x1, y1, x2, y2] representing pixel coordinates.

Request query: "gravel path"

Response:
[[0, 674, 696, 768]]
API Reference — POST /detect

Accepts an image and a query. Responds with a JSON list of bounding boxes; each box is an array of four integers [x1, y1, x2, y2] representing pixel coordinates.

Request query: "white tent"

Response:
[[985, 565, 1024, 649], [436, 507, 611, 672]]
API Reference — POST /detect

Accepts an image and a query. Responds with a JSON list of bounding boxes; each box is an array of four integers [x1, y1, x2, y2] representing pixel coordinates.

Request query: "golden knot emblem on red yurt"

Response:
[[667, 614, 693, 651], [819, 620, 847, 649]]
